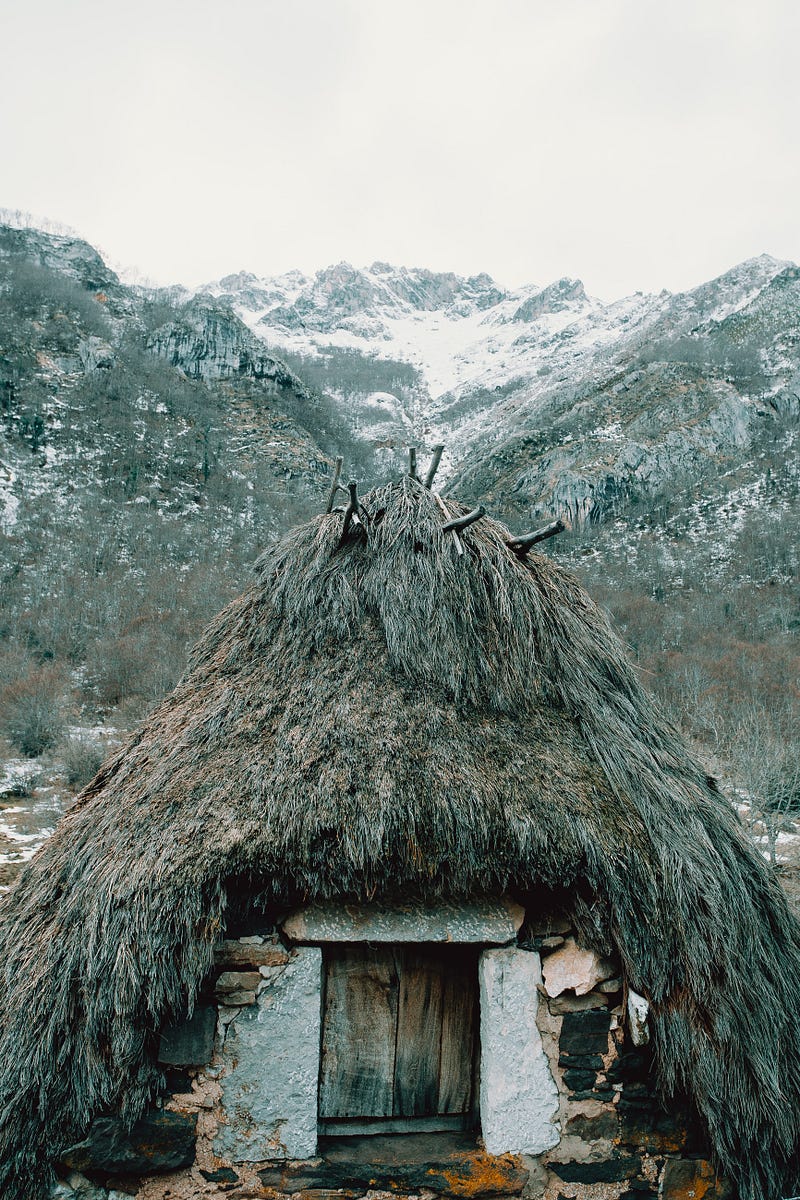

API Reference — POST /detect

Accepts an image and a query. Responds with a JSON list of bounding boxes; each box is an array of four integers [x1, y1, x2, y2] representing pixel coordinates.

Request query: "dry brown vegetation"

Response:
[[561, 496, 800, 849]]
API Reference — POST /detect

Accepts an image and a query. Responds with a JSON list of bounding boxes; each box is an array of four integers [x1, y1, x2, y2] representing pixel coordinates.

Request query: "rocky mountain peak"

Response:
[[191, 242, 800, 536], [218, 270, 259, 290], [0, 223, 130, 315], [512, 277, 588, 322]]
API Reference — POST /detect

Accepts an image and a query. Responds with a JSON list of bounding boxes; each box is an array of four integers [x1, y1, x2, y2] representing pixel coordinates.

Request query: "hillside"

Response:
[[0, 224, 357, 881], [0, 224, 797, 888]]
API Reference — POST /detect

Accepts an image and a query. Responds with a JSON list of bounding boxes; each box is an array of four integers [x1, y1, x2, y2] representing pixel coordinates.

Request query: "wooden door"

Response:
[[318, 944, 478, 1134]]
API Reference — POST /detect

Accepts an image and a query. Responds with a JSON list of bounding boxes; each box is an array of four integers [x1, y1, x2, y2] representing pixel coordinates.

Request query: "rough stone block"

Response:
[[661, 1158, 732, 1200], [158, 1003, 216, 1066], [548, 990, 608, 1014], [58, 1174, 105, 1200], [218, 989, 257, 1006], [562, 1068, 597, 1092], [558, 1053, 604, 1070], [607, 1047, 654, 1086], [560, 1009, 612, 1055], [549, 1155, 641, 1183], [621, 1106, 692, 1155], [479, 947, 560, 1155], [282, 897, 525, 943], [214, 939, 290, 969], [598, 977, 623, 993], [529, 914, 572, 936], [619, 1185, 659, 1200], [215, 970, 262, 992], [61, 1110, 197, 1174], [565, 1109, 619, 1141], [214, 946, 322, 1162], [294, 1192, 357, 1200], [627, 989, 650, 1046], [542, 937, 617, 997], [200, 1166, 240, 1184]]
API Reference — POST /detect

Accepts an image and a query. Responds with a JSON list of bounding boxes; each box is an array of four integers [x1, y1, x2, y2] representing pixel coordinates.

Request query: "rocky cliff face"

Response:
[[145, 295, 315, 393], [0, 225, 349, 514], [243, 262, 507, 334], [448, 259, 799, 526], [0, 224, 131, 315], [3, 223, 796, 542]]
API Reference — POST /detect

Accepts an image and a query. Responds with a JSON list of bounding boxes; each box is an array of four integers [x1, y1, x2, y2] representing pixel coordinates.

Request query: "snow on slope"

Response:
[[201, 263, 596, 401], [200, 253, 800, 521], [201, 256, 792, 414]]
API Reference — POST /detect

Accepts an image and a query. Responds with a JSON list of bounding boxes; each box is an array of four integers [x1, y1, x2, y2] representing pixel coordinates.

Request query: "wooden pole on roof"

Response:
[[325, 456, 344, 514], [442, 505, 485, 534], [408, 447, 418, 479], [424, 444, 445, 489], [340, 480, 359, 537], [432, 493, 463, 555], [507, 518, 565, 556], [340, 480, 361, 543]]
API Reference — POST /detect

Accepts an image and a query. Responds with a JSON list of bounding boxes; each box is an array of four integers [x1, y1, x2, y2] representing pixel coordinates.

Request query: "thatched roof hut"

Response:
[[1, 476, 799, 1200]]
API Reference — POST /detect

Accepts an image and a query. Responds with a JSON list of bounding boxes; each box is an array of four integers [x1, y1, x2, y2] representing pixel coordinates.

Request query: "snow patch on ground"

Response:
[[0, 725, 123, 889]]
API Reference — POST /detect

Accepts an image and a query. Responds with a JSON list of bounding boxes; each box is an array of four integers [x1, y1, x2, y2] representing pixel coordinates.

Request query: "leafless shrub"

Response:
[[0, 665, 66, 757], [0, 764, 43, 798], [725, 707, 800, 864], [61, 735, 105, 791]]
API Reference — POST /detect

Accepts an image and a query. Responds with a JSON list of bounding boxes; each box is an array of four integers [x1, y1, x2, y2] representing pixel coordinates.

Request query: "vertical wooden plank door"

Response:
[[318, 944, 399, 1119], [318, 944, 478, 1134]]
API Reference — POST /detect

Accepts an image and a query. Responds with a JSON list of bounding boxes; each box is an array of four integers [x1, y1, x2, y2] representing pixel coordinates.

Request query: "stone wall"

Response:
[[52, 910, 731, 1200]]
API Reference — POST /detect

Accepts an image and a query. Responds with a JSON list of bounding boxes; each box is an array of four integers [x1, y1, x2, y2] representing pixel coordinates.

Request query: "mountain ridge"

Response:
[[196, 250, 797, 527]]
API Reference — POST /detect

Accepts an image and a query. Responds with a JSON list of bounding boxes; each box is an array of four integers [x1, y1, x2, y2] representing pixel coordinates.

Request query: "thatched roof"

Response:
[[1, 477, 799, 1200]]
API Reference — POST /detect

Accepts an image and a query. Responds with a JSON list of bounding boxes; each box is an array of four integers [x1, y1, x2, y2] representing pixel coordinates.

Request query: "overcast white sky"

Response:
[[3, 0, 799, 299]]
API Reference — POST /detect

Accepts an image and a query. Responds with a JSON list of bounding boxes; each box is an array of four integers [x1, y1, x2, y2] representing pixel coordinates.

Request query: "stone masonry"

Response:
[[51, 908, 728, 1200]]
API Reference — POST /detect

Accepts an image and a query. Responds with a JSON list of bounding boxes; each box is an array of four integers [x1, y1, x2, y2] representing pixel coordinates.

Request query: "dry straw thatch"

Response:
[[0, 477, 799, 1199]]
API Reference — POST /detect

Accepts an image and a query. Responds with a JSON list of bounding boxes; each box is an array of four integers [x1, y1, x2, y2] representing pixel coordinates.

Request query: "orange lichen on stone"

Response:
[[661, 1159, 731, 1200], [438, 1149, 527, 1197]]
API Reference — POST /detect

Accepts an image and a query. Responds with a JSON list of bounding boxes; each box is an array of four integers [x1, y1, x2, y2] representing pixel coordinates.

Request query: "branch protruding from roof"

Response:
[[339, 480, 362, 544], [424, 444, 445, 489], [325, 456, 344, 514], [442, 505, 486, 534], [507, 519, 566, 556], [432, 492, 463, 555]]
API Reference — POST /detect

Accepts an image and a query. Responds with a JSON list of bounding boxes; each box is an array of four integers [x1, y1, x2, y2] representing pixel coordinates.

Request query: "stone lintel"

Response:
[[281, 897, 525, 943]]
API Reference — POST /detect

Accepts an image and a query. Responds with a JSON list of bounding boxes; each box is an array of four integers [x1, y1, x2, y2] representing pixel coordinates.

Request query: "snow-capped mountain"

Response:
[[203, 254, 789, 402], [200, 254, 798, 525], [203, 261, 595, 401]]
